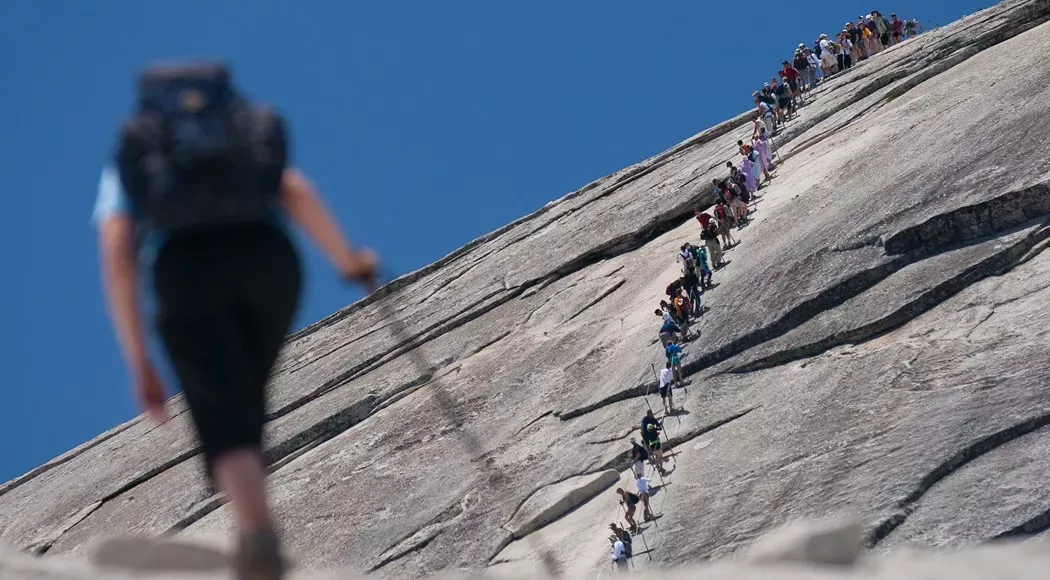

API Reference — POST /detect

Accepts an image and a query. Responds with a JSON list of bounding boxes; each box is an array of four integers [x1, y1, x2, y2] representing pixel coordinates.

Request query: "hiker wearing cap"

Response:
[[641, 410, 666, 476], [754, 99, 775, 135], [792, 50, 811, 95], [758, 85, 779, 129], [818, 34, 838, 77], [95, 62, 378, 580], [805, 48, 822, 86]]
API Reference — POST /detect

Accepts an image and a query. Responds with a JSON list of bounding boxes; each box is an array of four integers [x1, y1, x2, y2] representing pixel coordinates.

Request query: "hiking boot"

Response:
[[235, 530, 286, 580]]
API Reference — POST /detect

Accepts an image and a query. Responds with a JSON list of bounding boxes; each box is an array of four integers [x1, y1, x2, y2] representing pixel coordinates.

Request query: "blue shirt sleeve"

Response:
[[92, 166, 130, 225]]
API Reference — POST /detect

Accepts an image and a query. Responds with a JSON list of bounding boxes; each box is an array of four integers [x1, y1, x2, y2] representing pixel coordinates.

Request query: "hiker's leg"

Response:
[[229, 227, 303, 532], [152, 231, 279, 535]]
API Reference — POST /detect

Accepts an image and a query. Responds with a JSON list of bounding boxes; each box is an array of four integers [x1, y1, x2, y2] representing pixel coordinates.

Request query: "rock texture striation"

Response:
[[6, 0, 1050, 578]]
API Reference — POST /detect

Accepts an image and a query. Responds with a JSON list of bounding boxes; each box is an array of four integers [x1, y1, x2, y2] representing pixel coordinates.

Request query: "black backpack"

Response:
[[115, 63, 287, 232], [621, 530, 633, 559]]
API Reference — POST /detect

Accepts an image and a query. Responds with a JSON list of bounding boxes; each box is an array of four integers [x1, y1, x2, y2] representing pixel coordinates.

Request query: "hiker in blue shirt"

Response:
[[665, 342, 684, 386], [94, 62, 377, 580]]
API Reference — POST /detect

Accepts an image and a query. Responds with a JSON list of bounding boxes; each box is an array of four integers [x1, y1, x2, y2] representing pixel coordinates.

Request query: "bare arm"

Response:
[[98, 215, 149, 373], [278, 168, 376, 284]]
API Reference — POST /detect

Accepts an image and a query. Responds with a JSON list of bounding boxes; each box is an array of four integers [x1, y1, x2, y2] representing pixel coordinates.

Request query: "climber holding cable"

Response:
[[641, 409, 668, 475]]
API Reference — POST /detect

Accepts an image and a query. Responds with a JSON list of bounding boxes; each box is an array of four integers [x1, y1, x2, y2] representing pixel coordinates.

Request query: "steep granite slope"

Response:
[[5, 1, 1050, 577]]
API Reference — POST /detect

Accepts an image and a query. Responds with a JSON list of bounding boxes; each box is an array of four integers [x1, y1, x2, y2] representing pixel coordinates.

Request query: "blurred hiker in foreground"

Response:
[[94, 62, 376, 580]]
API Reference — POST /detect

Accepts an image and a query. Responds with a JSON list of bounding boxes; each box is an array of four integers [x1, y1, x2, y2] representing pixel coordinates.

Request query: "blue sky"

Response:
[[0, 0, 993, 482]]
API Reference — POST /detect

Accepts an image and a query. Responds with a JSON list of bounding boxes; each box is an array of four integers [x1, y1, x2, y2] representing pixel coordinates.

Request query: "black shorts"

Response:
[[660, 384, 672, 398], [787, 80, 798, 93], [778, 98, 791, 109], [153, 224, 302, 478], [645, 438, 661, 452]]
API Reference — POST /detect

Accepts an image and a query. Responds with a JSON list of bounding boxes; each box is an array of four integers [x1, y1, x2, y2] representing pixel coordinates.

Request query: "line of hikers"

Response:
[[610, 409, 669, 571], [610, 123, 776, 571], [756, 10, 923, 138], [610, 9, 927, 571]]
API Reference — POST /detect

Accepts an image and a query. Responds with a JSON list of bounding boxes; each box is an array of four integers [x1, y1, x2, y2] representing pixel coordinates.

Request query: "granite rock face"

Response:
[[6, 0, 1050, 578]]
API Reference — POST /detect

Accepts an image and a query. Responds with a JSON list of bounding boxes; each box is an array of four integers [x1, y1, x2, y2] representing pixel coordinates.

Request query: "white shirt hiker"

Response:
[[636, 476, 651, 496], [611, 539, 625, 561], [659, 367, 673, 387]]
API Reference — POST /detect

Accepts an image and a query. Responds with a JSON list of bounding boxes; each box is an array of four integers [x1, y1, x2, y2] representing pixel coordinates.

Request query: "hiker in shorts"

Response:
[[93, 62, 378, 580], [635, 475, 657, 521], [890, 14, 904, 45], [659, 361, 676, 415], [729, 168, 753, 201], [665, 342, 684, 385], [641, 410, 666, 474], [713, 200, 731, 229], [616, 488, 648, 530], [724, 182, 748, 228]]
